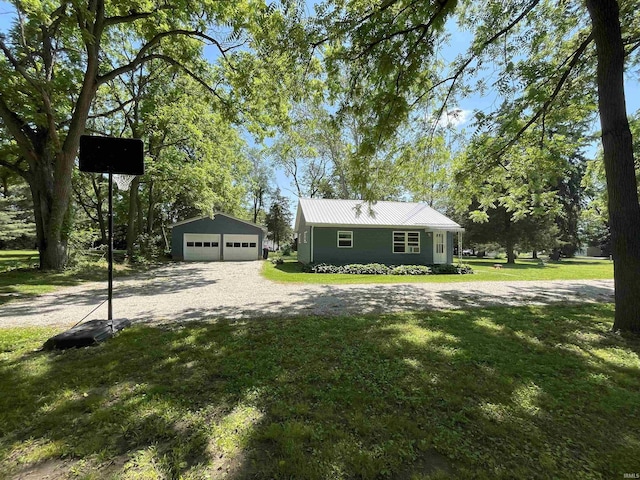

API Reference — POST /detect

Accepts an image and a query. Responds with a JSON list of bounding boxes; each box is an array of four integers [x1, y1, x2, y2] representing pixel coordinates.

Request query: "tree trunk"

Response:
[[587, 0, 640, 333], [504, 212, 515, 264], [28, 151, 73, 270], [92, 176, 107, 245], [136, 187, 143, 236], [532, 250, 538, 259], [505, 239, 516, 264], [146, 180, 154, 234], [126, 177, 140, 260]]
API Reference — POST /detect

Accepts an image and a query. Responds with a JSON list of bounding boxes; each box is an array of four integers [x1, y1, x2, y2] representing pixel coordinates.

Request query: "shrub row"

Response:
[[301, 262, 474, 275]]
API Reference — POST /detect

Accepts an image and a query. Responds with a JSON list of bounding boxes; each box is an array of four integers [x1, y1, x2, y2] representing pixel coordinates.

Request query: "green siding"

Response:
[[171, 215, 264, 260], [310, 227, 434, 265]]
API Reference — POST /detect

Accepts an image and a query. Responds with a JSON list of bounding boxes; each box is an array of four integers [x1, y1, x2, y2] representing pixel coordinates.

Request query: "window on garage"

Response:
[[212, 242, 219, 247], [234, 242, 241, 247], [250, 242, 256, 247], [226, 242, 233, 247], [187, 241, 194, 247]]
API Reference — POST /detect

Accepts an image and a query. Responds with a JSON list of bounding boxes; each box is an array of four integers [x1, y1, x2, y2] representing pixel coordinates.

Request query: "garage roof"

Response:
[[170, 213, 267, 231], [295, 198, 463, 231]]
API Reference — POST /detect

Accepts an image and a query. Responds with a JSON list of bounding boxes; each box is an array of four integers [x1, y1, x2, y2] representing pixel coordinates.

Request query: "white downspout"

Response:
[[310, 226, 314, 263]]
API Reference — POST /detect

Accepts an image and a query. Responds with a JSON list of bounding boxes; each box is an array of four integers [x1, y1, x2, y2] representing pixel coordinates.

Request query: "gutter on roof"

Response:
[[305, 222, 463, 231]]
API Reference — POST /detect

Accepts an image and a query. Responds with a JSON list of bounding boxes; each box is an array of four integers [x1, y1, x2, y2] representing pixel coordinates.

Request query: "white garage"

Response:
[[223, 234, 259, 261], [183, 233, 221, 261]]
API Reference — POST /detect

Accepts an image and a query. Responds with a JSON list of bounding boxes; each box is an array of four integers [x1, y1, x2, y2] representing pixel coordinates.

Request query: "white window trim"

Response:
[[337, 230, 353, 248], [434, 232, 445, 254], [392, 230, 420, 254]]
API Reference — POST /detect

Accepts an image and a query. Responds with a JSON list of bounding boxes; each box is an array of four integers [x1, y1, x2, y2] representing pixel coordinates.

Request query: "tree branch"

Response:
[[492, 32, 594, 159], [0, 95, 38, 164], [98, 29, 240, 85], [354, 0, 449, 62], [0, 156, 28, 177], [420, 0, 543, 138], [101, 53, 229, 106]]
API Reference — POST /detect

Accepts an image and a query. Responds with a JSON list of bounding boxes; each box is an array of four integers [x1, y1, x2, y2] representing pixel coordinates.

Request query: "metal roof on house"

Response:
[[296, 198, 463, 231]]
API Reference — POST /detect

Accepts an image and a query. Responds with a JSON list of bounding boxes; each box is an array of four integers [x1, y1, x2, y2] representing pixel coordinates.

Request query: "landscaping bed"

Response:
[[300, 262, 474, 275]]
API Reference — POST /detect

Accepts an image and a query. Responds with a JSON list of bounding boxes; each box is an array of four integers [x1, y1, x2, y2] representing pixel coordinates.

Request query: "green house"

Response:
[[295, 198, 464, 265]]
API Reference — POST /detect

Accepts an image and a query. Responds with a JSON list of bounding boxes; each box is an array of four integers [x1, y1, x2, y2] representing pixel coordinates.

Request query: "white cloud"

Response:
[[434, 108, 471, 129]]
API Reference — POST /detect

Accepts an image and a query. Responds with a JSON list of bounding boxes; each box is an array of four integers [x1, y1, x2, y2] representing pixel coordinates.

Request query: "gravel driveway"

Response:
[[0, 261, 615, 328]]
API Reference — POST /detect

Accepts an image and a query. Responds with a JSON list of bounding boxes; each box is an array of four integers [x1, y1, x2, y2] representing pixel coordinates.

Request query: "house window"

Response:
[[393, 231, 420, 254], [302, 231, 307, 244], [337, 231, 353, 248]]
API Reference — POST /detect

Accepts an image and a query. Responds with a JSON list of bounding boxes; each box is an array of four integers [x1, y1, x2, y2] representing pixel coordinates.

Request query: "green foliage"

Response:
[[66, 228, 100, 268], [280, 242, 293, 256], [0, 179, 35, 247], [389, 264, 433, 275], [265, 188, 293, 248], [313, 0, 456, 157], [132, 233, 164, 264], [301, 263, 473, 275], [269, 255, 284, 265], [265, 256, 612, 284], [0, 0, 300, 269]]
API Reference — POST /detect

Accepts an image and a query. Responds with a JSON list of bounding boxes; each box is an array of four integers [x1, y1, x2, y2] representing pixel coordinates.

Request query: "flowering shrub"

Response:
[[301, 263, 473, 275]]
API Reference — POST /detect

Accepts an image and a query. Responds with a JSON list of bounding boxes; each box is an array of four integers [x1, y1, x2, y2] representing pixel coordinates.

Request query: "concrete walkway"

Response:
[[0, 262, 615, 328]]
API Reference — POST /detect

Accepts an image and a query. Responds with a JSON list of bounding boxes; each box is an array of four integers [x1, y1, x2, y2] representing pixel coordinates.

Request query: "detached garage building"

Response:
[[170, 213, 266, 261]]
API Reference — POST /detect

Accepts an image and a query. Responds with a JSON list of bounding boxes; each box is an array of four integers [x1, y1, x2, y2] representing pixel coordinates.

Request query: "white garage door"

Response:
[[223, 234, 259, 261], [184, 233, 220, 261]]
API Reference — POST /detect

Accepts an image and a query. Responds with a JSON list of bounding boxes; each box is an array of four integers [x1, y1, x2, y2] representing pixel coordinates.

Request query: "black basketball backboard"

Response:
[[79, 135, 144, 175]]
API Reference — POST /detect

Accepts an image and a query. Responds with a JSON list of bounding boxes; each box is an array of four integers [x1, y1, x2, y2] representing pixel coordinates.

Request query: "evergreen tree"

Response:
[[265, 189, 293, 249]]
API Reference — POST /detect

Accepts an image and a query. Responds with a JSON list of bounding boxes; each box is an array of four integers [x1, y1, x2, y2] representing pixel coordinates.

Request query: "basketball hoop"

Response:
[[113, 174, 137, 190]]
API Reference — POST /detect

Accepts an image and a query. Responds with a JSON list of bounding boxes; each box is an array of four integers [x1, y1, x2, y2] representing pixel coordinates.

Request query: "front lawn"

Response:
[[0, 250, 149, 306], [263, 256, 614, 284], [1, 304, 638, 479]]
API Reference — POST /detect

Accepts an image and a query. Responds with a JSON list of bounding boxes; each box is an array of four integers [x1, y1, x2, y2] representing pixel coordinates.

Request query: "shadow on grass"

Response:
[[273, 261, 304, 274], [1, 304, 638, 479], [0, 261, 187, 310]]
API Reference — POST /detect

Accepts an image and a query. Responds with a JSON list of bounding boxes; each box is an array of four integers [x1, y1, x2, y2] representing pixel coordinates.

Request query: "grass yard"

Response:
[[263, 256, 614, 284], [0, 250, 141, 306], [1, 304, 638, 479]]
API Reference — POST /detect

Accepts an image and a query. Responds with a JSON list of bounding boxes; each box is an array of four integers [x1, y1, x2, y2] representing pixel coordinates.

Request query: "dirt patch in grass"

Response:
[[7, 458, 75, 480]]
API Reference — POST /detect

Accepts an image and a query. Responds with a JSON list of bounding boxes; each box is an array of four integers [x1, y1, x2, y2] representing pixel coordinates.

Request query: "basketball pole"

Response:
[[108, 170, 114, 328]]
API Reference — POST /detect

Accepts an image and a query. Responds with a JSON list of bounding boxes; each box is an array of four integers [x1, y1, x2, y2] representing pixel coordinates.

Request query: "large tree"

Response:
[[0, 0, 283, 270], [312, 0, 640, 332]]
